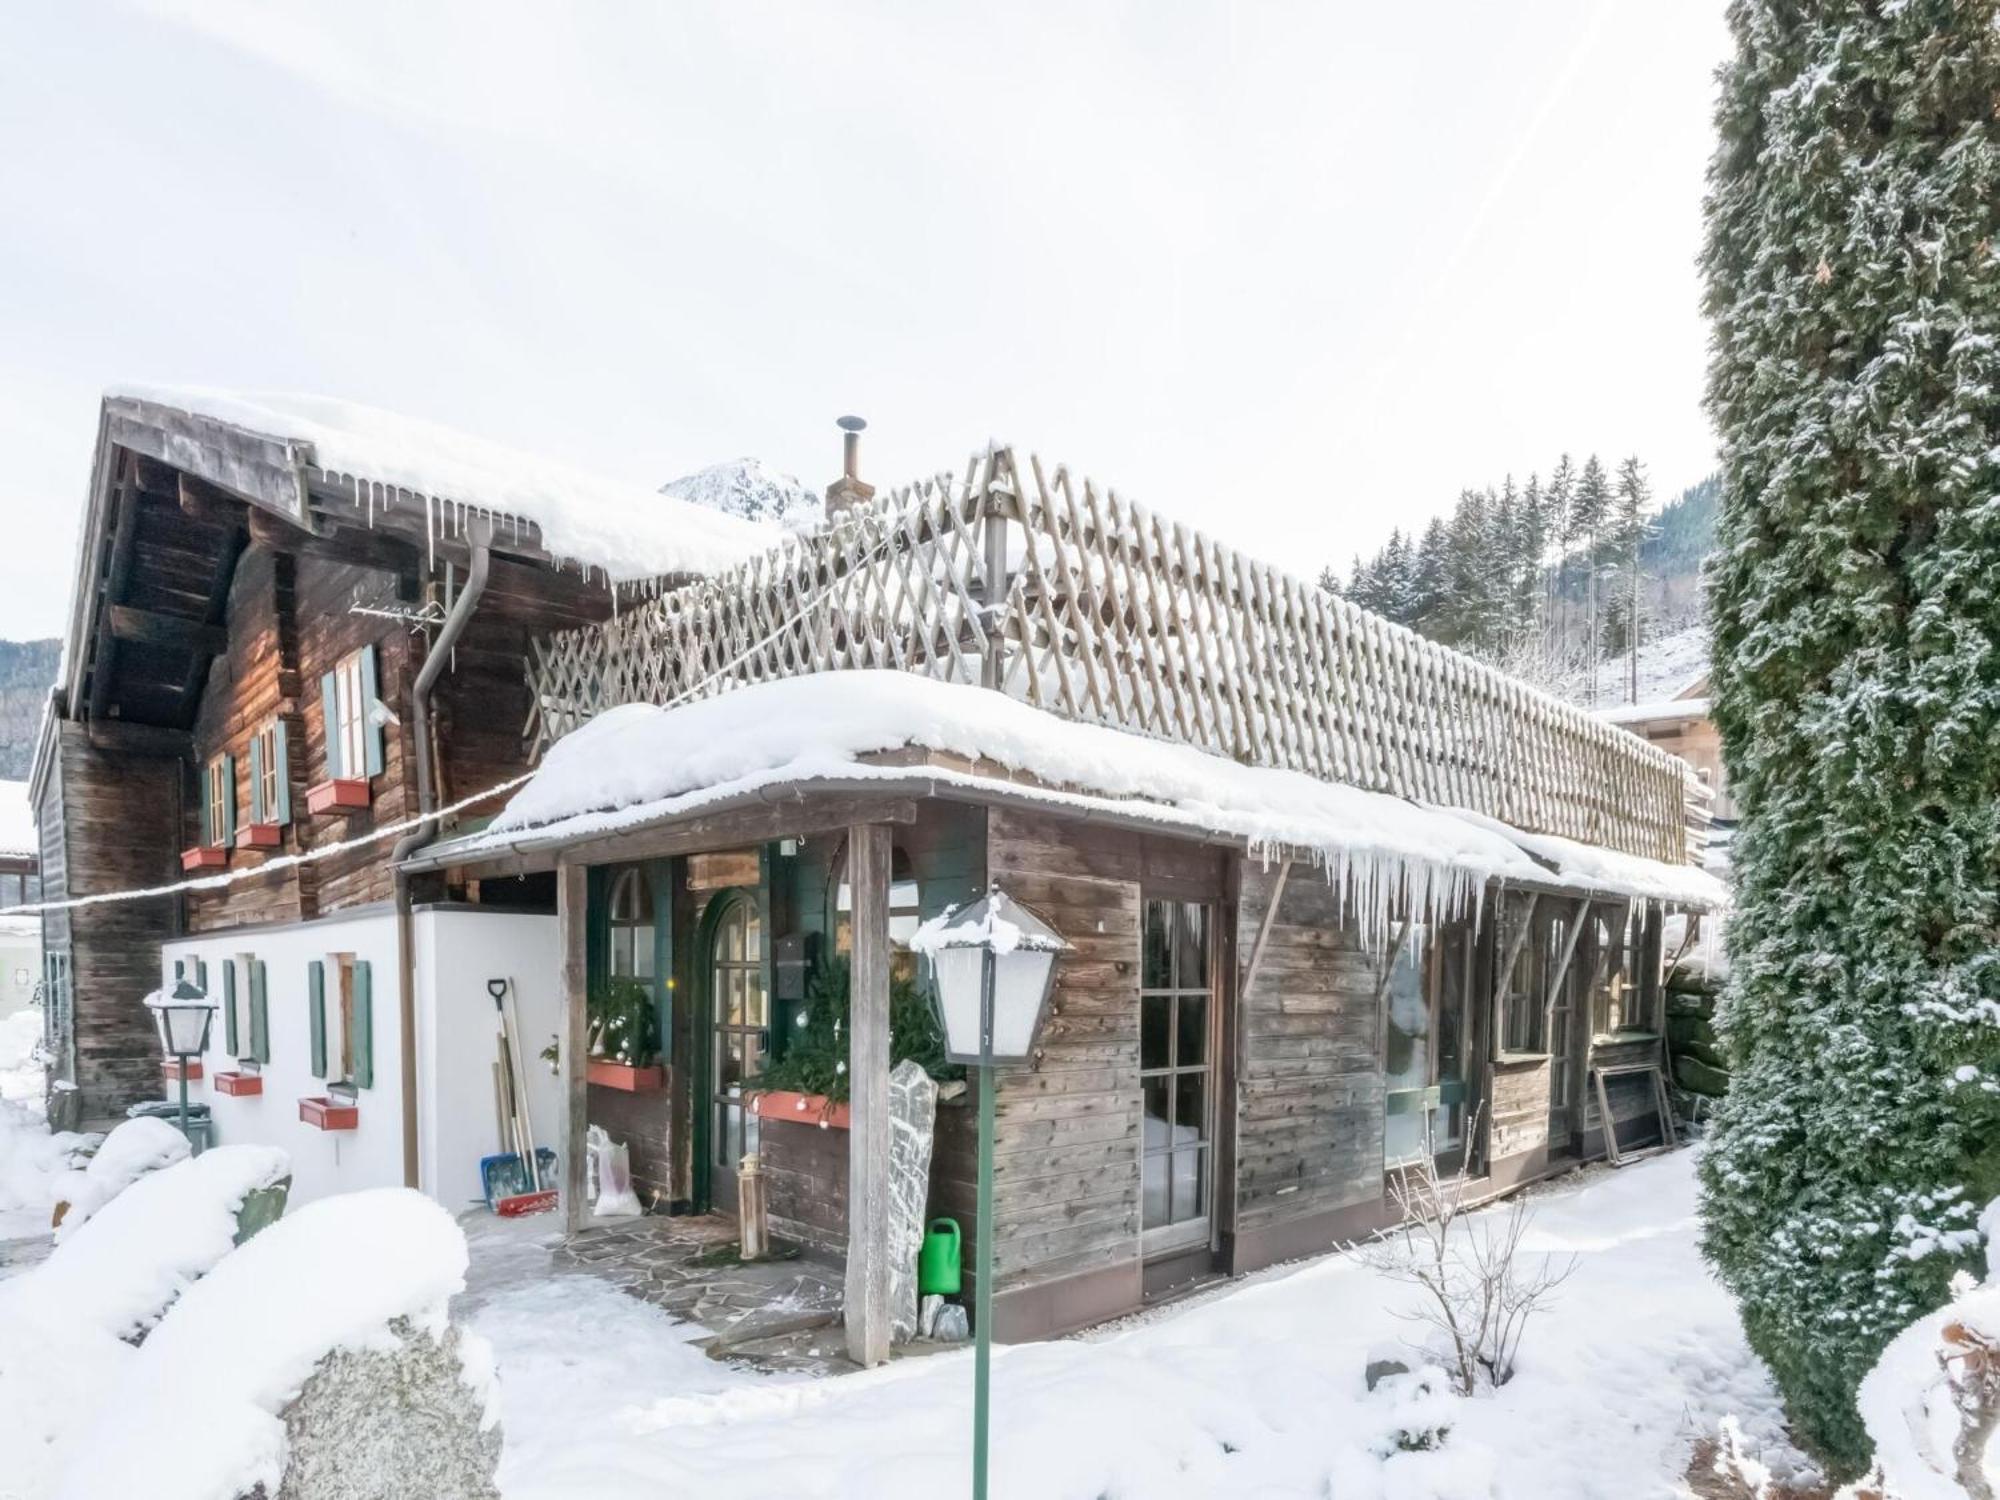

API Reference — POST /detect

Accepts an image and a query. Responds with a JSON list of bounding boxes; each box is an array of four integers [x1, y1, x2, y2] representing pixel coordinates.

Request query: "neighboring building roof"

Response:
[[1596, 696, 1712, 729], [0, 779, 35, 860], [419, 671, 1726, 912], [103, 385, 779, 585]]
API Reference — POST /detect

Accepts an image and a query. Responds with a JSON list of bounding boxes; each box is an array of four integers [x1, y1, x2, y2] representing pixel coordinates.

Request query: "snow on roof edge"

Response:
[[104, 384, 779, 586], [426, 673, 1724, 913]]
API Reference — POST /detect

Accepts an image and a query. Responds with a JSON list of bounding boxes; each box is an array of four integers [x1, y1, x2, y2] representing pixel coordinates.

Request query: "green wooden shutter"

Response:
[[272, 720, 292, 824], [307, 960, 327, 1079], [360, 645, 385, 777], [250, 961, 269, 1064], [248, 735, 265, 825], [321, 673, 344, 779], [223, 961, 238, 1055], [221, 754, 237, 843], [351, 961, 373, 1089]]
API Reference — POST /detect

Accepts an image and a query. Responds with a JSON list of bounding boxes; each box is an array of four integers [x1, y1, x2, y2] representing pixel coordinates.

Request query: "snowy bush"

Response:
[[1697, 0, 2000, 1470], [49, 1113, 190, 1237], [57, 1186, 499, 1500], [0, 1144, 291, 1500], [1361, 1132, 1576, 1395]]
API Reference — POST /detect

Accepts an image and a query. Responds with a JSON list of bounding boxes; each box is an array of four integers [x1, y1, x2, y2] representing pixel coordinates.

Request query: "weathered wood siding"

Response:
[[941, 808, 1226, 1304], [52, 721, 179, 1120], [1232, 863, 1388, 1239]]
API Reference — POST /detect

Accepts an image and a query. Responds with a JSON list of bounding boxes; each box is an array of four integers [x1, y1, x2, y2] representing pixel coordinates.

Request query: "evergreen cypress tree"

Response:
[[1698, 0, 2000, 1469]]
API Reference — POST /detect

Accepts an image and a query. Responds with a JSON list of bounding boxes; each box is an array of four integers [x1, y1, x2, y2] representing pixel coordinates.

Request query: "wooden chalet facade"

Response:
[[30, 391, 767, 1130], [34, 395, 1721, 1362], [412, 444, 1722, 1356]]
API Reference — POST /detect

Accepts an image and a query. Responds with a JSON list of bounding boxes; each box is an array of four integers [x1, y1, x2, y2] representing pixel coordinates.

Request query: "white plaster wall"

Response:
[[166, 912, 404, 1208], [0, 926, 40, 1019], [413, 908, 564, 1210]]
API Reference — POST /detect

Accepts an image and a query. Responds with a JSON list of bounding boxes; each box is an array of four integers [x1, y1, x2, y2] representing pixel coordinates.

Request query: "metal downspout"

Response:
[[394, 522, 493, 1189]]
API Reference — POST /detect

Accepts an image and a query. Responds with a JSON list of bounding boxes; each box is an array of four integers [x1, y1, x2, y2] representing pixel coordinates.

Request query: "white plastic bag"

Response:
[[588, 1124, 641, 1217]]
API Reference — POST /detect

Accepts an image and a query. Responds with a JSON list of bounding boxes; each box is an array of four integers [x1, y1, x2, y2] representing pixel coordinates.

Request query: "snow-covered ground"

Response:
[[0, 1005, 91, 1244], [471, 1150, 1805, 1500]]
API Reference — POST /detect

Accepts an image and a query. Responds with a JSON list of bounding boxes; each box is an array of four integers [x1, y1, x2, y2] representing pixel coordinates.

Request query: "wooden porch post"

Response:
[[844, 823, 893, 1367], [558, 860, 590, 1237]]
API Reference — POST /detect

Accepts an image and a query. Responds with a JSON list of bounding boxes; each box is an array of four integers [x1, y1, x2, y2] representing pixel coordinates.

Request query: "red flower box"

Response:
[[181, 846, 228, 871], [750, 1089, 851, 1130], [306, 778, 371, 815], [586, 1059, 665, 1092], [213, 1070, 263, 1097], [163, 1057, 203, 1082], [235, 823, 282, 849], [299, 1096, 359, 1131]]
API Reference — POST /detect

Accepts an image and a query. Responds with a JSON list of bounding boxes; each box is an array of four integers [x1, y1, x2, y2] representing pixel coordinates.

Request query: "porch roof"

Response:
[[413, 671, 1726, 913]]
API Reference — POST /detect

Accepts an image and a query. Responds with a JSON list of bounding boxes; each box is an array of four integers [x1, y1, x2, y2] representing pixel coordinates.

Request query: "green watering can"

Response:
[[918, 1217, 962, 1296]]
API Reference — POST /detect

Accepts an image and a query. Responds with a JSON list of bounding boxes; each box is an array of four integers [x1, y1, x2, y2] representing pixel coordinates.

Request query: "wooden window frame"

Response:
[[1139, 897, 1218, 1255], [201, 754, 235, 848]]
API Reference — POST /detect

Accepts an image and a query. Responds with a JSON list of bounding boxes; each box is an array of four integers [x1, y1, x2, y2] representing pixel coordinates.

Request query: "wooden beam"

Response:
[[1238, 856, 1293, 1008], [843, 822, 893, 1368], [550, 794, 918, 870], [1490, 891, 1540, 1057], [558, 861, 590, 1236], [86, 454, 144, 722], [85, 720, 192, 759], [250, 505, 422, 573], [108, 605, 227, 654]]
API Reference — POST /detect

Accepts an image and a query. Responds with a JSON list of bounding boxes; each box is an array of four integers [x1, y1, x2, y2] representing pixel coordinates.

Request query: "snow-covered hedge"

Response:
[[0, 1144, 290, 1499], [50, 1114, 191, 1238], [59, 1186, 497, 1500]]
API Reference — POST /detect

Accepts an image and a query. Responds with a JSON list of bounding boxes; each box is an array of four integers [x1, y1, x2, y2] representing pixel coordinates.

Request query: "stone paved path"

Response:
[[460, 1207, 851, 1376]]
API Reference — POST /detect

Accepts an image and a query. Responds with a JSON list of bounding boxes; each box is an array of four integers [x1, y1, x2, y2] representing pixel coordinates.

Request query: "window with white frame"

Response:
[[249, 718, 290, 825], [334, 651, 368, 780], [202, 755, 233, 846]]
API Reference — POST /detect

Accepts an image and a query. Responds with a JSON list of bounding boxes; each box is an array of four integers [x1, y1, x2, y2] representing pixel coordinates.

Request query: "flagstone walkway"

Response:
[[459, 1206, 851, 1375]]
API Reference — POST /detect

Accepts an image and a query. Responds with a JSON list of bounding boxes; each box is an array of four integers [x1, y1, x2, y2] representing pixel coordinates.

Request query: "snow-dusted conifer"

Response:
[[1697, 0, 2000, 1470]]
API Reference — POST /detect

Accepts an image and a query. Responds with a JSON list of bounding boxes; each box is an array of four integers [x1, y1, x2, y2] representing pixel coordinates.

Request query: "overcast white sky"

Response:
[[0, 1, 1729, 640]]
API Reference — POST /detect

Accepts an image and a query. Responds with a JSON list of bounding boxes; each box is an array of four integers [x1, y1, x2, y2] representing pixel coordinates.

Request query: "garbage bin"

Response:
[[126, 1097, 213, 1155]]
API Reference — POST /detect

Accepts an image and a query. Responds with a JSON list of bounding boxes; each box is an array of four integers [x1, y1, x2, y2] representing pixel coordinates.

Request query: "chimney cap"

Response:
[[836, 414, 868, 434]]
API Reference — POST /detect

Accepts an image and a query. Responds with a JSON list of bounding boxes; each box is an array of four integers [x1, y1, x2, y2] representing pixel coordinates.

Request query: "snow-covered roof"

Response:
[[1596, 696, 1712, 728], [431, 672, 1724, 912], [0, 780, 34, 859], [106, 385, 779, 585]]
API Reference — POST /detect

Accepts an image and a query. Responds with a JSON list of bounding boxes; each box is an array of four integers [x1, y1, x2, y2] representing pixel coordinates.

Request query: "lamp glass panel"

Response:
[[932, 947, 986, 1057], [989, 948, 1052, 1060]]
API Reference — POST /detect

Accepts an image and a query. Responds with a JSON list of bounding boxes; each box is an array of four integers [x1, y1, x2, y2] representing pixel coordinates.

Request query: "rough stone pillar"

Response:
[[886, 1059, 939, 1344]]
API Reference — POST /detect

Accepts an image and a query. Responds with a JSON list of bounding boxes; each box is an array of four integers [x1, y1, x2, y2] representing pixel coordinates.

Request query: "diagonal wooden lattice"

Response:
[[527, 447, 1705, 863]]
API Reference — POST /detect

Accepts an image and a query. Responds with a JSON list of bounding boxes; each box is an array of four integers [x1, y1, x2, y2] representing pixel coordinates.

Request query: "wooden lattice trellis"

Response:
[[527, 447, 1705, 863]]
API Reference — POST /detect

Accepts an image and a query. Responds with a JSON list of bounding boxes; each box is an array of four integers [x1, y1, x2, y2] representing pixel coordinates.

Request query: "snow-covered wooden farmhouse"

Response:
[[31, 388, 1722, 1361]]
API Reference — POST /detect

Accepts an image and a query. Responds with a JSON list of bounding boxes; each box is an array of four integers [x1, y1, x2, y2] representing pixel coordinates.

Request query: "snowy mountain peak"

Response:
[[659, 458, 822, 533]]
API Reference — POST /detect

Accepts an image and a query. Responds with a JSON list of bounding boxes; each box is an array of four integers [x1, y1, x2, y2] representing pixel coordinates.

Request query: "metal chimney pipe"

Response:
[[838, 414, 866, 481]]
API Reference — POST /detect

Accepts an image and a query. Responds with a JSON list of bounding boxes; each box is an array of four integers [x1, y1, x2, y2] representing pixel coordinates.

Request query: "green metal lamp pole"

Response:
[[972, 947, 996, 1500]]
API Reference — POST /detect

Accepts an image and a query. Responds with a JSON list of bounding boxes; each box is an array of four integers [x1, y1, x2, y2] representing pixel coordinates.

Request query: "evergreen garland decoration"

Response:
[[1696, 0, 2000, 1469], [752, 954, 961, 1102]]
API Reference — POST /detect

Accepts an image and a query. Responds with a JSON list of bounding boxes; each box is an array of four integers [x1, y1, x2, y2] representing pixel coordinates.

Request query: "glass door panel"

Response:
[[1141, 899, 1216, 1256]]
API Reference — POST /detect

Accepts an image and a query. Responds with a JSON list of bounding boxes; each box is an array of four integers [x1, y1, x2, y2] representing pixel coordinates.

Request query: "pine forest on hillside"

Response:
[[1322, 461, 1717, 706]]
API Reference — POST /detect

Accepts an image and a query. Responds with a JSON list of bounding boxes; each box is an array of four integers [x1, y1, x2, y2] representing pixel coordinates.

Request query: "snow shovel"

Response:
[[485, 977, 557, 1216]]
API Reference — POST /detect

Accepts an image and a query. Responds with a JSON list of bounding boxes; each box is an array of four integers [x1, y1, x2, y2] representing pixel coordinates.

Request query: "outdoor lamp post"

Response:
[[914, 888, 1065, 1500], [147, 979, 216, 1151]]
